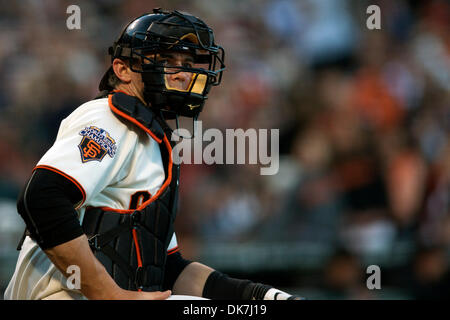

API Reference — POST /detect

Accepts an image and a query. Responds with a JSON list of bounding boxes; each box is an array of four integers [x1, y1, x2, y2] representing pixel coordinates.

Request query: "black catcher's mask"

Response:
[[99, 8, 225, 120]]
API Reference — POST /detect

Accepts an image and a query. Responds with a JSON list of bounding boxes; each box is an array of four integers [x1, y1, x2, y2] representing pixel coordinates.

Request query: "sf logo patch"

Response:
[[80, 138, 103, 161], [78, 126, 117, 163]]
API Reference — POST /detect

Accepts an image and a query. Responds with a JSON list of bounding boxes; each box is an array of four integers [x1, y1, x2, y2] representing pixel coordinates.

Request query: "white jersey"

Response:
[[5, 97, 179, 300]]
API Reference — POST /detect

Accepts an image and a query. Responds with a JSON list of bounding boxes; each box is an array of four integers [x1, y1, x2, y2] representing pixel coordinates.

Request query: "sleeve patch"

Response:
[[78, 126, 117, 162]]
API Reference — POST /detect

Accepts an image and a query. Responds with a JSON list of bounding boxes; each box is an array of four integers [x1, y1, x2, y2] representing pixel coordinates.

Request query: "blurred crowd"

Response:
[[0, 0, 448, 299]]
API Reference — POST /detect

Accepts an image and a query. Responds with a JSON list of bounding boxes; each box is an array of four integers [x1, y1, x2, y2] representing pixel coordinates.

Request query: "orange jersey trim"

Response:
[[99, 207, 134, 214], [108, 94, 163, 144], [107, 92, 174, 211], [167, 246, 179, 255], [33, 165, 86, 209], [137, 135, 173, 210]]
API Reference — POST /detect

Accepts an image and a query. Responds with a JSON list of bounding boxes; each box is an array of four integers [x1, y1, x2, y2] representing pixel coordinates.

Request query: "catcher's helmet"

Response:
[[99, 8, 225, 119]]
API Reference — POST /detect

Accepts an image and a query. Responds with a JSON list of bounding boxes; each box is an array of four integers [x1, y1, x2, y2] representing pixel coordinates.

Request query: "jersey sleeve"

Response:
[[36, 100, 134, 206]]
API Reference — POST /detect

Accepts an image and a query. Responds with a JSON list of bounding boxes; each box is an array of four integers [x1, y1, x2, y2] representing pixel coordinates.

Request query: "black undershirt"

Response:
[[17, 168, 84, 250]]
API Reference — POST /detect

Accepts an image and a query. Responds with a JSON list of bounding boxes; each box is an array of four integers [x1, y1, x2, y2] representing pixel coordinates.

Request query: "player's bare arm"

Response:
[[172, 262, 214, 296], [44, 235, 171, 300]]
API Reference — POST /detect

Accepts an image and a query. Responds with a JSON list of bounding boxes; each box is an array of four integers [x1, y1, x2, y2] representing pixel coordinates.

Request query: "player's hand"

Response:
[[111, 288, 172, 300]]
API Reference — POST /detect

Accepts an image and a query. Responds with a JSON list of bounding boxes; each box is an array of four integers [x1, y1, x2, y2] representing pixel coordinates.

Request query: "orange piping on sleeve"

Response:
[[33, 165, 86, 208]]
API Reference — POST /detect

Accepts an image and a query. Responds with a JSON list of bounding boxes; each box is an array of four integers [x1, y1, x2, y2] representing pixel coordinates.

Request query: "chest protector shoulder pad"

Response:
[[82, 92, 180, 292]]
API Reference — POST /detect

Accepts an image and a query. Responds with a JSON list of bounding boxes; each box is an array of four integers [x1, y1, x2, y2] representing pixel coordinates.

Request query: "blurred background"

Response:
[[0, 0, 448, 299]]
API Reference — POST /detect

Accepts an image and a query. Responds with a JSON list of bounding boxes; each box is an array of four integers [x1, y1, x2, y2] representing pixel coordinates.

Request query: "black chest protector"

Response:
[[82, 92, 180, 292]]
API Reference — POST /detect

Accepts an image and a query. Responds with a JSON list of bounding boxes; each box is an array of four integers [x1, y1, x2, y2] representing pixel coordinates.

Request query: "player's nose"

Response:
[[167, 70, 192, 90], [171, 70, 189, 81]]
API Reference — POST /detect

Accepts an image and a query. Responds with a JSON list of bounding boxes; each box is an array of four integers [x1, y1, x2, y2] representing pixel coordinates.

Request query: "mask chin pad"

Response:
[[190, 74, 207, 94]]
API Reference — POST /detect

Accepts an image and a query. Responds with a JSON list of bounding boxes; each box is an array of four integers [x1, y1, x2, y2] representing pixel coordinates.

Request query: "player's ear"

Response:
[[112, 58, 132, 83]]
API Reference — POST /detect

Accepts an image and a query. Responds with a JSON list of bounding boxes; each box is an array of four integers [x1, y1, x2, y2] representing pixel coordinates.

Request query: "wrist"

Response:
[[246, 283, 306, 300], [201, 270, 306, 300], [82, 280, 122, 300], [263, 287, 293, 300], [80, 263, 122, 300]]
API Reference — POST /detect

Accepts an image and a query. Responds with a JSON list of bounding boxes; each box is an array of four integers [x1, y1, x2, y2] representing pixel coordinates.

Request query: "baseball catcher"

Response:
[[5, 8, 302, 300]]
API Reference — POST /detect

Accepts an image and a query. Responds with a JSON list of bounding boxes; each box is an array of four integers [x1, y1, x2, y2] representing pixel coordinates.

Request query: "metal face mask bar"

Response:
[[102, 9, 226, 136]]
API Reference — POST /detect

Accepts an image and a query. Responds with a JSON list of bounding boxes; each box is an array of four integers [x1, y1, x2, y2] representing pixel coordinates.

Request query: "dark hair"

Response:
[[108, 69, 123, 89]]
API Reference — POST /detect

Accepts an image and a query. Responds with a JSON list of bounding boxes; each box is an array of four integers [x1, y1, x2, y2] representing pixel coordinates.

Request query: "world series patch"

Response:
[[78, 126, 117, 163]]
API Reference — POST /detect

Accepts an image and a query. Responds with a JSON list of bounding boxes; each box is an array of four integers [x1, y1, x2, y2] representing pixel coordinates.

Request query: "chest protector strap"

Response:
[[82, 92, 180, 292]]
